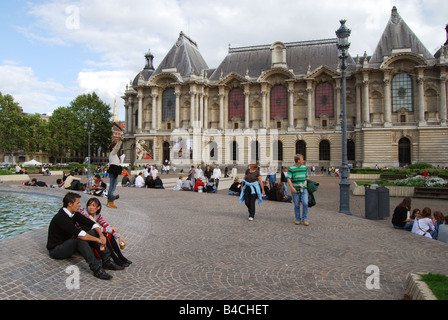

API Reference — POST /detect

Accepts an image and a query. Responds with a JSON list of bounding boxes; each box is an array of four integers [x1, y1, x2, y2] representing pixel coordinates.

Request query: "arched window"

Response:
[[315, 82, 334, 118], [392, 73, 413, 112], [162, 88, 175, 121], [230, 141, 238, 161], [251, 141, 260, 162], [273, 140, 283, 161], [270, 84, 287, 119], [398, 137, 411, 166], [209, 141, 218, 161], [295, 140, 306, 160], [228, 88, 245, 120], [347, 140, 355, 161], [319, 140, 330, 161]]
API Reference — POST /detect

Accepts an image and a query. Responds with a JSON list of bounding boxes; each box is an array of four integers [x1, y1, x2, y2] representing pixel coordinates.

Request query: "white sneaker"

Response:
[[248, 217, 254, 221]]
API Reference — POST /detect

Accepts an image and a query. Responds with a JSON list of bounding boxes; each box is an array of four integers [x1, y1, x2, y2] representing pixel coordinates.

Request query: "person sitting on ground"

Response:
[[121, 170, 130, 187], [154, 175, 164, 189], [50, 178, 65, 189], [274, 181, 292, 203], [437, 216, 448, 244], [194, 177, 205, 192], [182, 177, 193, 191], [205, 178, 217, 193], [173, 176, 183, 191], [78, 197, 132, 267], [262, 181, 270, 200], [89, 174, 106, 196], [145, 175, 155, 188], [411, 207, 435, 239], [63, 172, 82, 190], [404, 208, 419, 231], [433, 211, 445, 239], [392, 197, 412, 229], [131, 171, 145, 188], [228, 177, 241, 196], [46, 192, 123, 280], [30, 178, 48, 187]]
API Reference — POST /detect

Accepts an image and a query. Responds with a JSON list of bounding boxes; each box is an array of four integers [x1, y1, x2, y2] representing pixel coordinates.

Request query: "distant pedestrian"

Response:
[[239, 162, 265, 221], [287, 154, 309, 226]]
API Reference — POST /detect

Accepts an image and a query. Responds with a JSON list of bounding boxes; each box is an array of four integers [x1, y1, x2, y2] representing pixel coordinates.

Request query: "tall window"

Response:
[[347, 140, 355, 161], [273, 140, 283, 161], [295, 140, 306, 160], [231, 141, 238, 161], [270, 84, 287, 119], [162, 88, 175, 121], [398, 137, 411, 166], [315, 82, 334, 118], [209, 141, 218, 161], [392, 73, 413, 112], [228, 88, 245, 120], [319, 140, 330, 161]]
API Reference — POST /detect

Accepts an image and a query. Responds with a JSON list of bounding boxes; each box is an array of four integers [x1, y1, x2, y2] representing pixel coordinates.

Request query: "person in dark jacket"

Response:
[[46, 192, 124, 280], [392, 197, 412, 229]]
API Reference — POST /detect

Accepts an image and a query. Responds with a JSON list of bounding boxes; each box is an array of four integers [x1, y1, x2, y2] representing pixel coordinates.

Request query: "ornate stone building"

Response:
[[122, 7, 448, 169]]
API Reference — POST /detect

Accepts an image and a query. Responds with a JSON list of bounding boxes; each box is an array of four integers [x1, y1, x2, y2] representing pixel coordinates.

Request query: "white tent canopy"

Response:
[[22, 159, 42, 167]]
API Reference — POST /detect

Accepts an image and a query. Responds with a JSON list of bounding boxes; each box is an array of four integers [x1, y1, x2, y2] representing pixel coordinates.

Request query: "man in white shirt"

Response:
[[195, 165, 203, 180], [134, 172, 145, 188], [212, 165, 222, 190]]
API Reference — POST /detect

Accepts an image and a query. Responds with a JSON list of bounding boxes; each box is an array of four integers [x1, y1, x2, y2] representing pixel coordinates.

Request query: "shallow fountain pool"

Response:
[[0, 191, 61, 240]]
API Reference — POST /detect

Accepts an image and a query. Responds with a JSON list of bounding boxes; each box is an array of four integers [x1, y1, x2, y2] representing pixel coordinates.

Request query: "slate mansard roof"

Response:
[[131, 7, 443, 88], [370, 6, 434, 63]]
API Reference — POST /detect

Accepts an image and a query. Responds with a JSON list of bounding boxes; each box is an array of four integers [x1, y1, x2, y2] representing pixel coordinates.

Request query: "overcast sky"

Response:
[[0, 0, 447, 120]]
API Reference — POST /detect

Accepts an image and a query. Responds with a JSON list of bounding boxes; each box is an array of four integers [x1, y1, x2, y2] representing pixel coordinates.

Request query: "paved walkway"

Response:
[[0, 173, 447, 303]]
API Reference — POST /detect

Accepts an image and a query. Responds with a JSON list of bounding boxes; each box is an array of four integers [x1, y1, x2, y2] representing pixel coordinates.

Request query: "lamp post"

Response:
[[84, 122, 95, 192], [336, 19, 352, 215]]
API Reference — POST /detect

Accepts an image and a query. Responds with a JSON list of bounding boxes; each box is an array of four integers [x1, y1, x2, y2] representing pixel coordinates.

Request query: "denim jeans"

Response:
[[292, 189, 308, 222], [108, 173, 119, 202]]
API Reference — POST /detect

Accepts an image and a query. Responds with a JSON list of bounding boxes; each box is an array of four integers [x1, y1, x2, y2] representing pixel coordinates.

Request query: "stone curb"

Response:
[[404, 273, 438, 300]]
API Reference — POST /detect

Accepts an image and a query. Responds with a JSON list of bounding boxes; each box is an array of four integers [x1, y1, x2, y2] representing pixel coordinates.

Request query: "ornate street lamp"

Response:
[[336, 19, 352, 215], [84, 122, 95, 192]]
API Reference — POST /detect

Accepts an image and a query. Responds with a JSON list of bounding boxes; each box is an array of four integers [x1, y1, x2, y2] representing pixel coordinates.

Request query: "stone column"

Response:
[[355, 80, 362, 128], [288, 82, 294, 129], [175, 86, 181, 129], [219, 86, 225, 129], [306, 80, 313, 130], [244, 84, 250, 129], [261, 83, 267, 128], [440, 70, 447, 126], [204, 89, 209, 130], [335, 78, 341, 130], [137, 91, 143, 132], [190, 85, 196, 128], [383, 71, 392, 127], [151, 92, 157, 130], [362, 72, 370, 127], [417, 68, 425, 126]]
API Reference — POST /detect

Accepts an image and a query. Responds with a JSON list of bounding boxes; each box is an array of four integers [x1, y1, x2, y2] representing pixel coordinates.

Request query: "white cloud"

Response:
[[0, 61, 68, 114], [6, 0, 448, 120]]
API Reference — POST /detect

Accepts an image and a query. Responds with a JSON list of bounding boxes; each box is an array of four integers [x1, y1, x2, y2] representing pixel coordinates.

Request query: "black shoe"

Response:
[[103, 259, 125, 270], [93, 268, 112, 280], [119, 258, 132, 267], [113, 194, 119, 200]]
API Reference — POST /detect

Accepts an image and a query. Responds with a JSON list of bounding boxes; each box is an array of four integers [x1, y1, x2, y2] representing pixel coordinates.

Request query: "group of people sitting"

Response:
[[172, 176, 217, 193], [227, 177, 291, 203], [392, 196, 448, 243], [122, 170, 164, 189]]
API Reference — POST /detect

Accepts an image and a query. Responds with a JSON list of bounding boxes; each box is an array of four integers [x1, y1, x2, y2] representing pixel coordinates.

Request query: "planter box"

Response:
[[351, 181, 414, 197], [0, 174, 30, 182]]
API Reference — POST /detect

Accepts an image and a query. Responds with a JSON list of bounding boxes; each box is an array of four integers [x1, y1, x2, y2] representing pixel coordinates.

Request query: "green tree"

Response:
[[69, 92, 113, 156], [0, 92, 29, 157], [48, 106, 85, 159]]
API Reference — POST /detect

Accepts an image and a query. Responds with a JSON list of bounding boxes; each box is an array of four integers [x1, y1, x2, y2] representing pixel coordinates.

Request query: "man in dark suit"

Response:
[[46, 192, 123, 280]]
